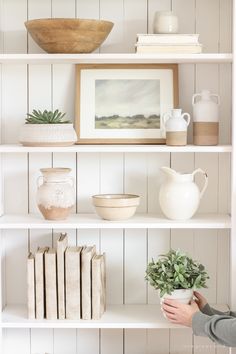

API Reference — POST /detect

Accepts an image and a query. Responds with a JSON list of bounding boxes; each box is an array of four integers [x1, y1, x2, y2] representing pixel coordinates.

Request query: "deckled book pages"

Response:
[[27, 252, 35, 319], [92, 253, 106, 320], [35, 247, 48, 319], [81, 245, 96, 319], [65, 246, 82, 319], [45, 248, 57, 320], [57, 233, 68, 319]]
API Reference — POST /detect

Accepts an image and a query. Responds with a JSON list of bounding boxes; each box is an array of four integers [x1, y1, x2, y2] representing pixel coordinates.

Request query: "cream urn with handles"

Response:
[[159, 167, 208, 220]]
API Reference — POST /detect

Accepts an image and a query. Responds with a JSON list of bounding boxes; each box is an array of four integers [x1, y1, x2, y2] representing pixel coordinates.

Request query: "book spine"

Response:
[[92, 257, 100, 320], [101, 254, 106, 314], [35, 252, 45, 319], [27, 255, 35, 319], [57, 238, 67, 319], [82, 252, 92, 320], [45, 251, 57, 320], [65, 250, 81, 319]]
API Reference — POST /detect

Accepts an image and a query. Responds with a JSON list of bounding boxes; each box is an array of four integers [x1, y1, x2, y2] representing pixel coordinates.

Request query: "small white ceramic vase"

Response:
[[19, 123, 77, 146], [37, 168, 75, 220], [162, 108, 191, 146], [153, 11, 179, 34], [159, 167, 208, 220]]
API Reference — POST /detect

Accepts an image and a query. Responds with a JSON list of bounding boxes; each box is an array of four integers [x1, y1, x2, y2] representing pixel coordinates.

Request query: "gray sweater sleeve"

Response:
[[192, 305, 236, 347]]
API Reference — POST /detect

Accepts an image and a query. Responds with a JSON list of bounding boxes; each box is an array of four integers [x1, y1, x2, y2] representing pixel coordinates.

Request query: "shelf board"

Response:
[[0, 213, 231, 229], [0, 53, 232, 64], [0, 144, 232, 153], [1, 304, 228, 329]]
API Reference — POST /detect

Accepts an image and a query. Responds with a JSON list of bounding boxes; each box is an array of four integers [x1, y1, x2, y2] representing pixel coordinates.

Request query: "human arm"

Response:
[[163, 298, 236, 347], [194, 291, 235, 317]]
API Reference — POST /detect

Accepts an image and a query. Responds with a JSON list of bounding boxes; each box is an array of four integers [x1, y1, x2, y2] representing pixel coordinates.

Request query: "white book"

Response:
[[27, 252, 35, 319], [35, 247, 48, 319], [65, 246, 82, 320], [81, 245, 96, 320], [57, 233, 68, 320], [135, 44, 202, 54], [92, 253, 106, 320], [137, 33, 200, 45], [45, 248, 57, 320]]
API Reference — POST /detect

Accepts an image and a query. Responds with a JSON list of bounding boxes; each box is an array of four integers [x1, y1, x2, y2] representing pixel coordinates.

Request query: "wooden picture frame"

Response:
[[75, 64, 179, 145]]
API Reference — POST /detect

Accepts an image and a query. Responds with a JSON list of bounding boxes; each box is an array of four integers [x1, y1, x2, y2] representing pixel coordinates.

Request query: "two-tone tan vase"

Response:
[[162, 108, 191, 146], [36, 168, 75, 220], [192, 90, 220, 146]]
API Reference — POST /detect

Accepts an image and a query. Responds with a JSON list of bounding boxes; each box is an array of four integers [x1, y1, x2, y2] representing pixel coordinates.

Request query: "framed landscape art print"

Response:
[[75, 64, 179, 144]]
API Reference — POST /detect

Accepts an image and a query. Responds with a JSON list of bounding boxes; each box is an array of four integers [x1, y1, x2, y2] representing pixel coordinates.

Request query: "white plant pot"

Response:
[[160, 289, 193, 318], [19, 124, 77, 146]]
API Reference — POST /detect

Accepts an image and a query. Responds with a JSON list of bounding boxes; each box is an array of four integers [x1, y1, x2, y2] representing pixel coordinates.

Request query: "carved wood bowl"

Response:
[[25, 18, 114, 53]]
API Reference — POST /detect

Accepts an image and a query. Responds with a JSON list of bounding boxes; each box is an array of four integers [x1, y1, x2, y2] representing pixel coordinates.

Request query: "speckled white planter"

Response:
[[19, 124, 77, 146]]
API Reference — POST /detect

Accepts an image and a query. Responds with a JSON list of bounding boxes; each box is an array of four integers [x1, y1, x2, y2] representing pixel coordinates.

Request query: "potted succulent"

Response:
[[145, 249, 209, 305], [19, 109, 77, 146]]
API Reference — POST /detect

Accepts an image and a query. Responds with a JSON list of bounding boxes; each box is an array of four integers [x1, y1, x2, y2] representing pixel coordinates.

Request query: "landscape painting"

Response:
[[95, 79, 160, 129]]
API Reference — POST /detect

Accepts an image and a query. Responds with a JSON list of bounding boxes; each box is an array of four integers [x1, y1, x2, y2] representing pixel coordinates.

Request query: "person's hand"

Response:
[[194, 291, 208, 310], [162, 299, 200, 327]]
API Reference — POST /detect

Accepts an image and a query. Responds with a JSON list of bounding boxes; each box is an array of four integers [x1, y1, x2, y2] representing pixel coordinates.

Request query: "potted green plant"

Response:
[[19, 109, 77, 146], [145, 249, 209, 305]]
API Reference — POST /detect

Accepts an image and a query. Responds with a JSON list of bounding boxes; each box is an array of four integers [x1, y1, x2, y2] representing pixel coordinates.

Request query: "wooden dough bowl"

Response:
[[25, 18, 114, 53]]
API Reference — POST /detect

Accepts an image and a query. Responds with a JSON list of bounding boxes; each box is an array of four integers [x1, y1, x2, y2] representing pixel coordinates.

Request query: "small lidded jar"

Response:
[[153, 11, 179, 34], [36, 167, 75, 220]]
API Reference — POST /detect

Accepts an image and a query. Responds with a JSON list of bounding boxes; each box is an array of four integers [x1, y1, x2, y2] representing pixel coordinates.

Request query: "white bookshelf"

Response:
[[0, 144, 232, 153], [0, 213, 231, 229], [2, 304, 228, 329], [0, 53, 232, 64]]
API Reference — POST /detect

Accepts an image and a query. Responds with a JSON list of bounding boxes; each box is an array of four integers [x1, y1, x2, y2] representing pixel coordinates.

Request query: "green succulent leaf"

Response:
[[25, 109, 70, 124]]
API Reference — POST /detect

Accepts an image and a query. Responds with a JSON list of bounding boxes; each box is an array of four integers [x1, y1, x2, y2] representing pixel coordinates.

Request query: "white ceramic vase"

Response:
[[153, 11, 179, 34], [192, 90, 220, 146], [19, 123, 77, 146], [37, 168, 75, 220], [159, 167, 208, 220], [162, 108, 191, 146]]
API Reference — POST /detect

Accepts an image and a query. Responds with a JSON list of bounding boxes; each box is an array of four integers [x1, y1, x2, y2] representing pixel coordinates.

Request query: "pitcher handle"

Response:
[[192, 168, 208, 199], [192, 94, 201, 105], [36, 176, 44, 188], [210, 94, 220, 105], [182, 113, 191, 126]]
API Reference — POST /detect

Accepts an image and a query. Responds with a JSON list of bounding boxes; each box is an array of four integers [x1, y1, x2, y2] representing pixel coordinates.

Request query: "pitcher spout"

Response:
[[161, 166, 178, 178]]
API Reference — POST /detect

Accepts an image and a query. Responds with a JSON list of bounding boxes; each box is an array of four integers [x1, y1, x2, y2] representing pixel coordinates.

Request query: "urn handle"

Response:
[[192, 168, 208, 199], [182, 112, 191, 126], [36, 176, 44, 188]]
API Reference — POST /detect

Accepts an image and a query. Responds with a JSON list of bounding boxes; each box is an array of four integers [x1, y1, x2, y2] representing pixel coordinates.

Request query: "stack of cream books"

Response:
[[135, 33, 202, 53], [27, 233, 106, 321]]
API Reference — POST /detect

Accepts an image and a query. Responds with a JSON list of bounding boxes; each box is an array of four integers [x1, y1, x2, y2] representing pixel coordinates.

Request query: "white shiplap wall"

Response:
[[0, 0, 232, 353]]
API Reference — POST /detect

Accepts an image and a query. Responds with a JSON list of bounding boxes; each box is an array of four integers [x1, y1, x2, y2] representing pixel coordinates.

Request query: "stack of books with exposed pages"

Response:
[[135, 33, 202, 53]]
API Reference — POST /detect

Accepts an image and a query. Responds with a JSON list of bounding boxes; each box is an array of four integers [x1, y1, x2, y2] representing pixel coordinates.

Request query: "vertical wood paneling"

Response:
[[100, 0, 124, 53], [125, 329, 146, 354], [123, 0, 147, 52], [54, 329, 77, 354], [3, 329, 30, 354], [77, 153, 100, 213], [2, 0, 27, 53], [196, 0, 220, 53], [31, 329, 54, 354], [101, 329, 123, 354], [77, 329, 99, 354]]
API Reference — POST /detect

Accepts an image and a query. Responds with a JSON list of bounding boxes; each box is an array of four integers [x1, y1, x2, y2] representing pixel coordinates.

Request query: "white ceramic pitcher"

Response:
[[159, 167, 208, 220]]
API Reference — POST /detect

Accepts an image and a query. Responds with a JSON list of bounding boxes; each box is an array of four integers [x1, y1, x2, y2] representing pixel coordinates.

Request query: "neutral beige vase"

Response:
[[37, 168, 75, 220]]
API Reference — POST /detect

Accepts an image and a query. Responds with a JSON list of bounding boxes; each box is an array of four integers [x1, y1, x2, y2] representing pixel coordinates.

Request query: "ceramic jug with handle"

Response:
[[159, 167, 208, 220], [162, 108, 191, 146]]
